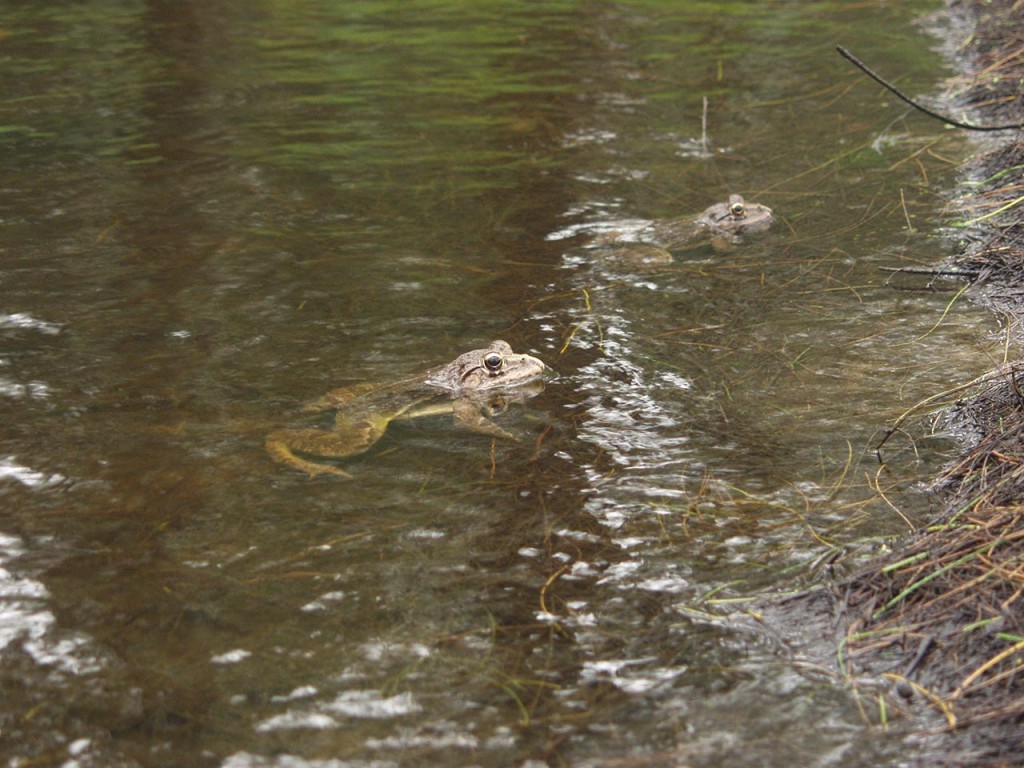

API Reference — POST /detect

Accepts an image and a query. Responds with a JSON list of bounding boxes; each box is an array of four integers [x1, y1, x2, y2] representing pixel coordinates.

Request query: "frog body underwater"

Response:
[[591, 194, 773, 265]]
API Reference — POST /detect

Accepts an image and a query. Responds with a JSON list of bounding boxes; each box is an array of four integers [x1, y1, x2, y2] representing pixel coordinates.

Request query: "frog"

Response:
[[657, 193, 774, 246], [266, 340, 547, 478], [587, 194, 773, 265]]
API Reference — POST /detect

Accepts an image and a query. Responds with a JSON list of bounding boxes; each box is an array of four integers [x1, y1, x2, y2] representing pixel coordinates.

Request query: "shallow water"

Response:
[[0, 2, 999, 766]]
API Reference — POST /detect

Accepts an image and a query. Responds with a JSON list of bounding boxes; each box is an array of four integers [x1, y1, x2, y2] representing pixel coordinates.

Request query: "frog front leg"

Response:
[[266, 415, 389, 478], [452, 398, 518, 441]]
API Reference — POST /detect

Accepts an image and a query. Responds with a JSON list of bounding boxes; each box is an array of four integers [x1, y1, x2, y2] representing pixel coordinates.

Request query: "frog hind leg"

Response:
[[265, 417, 388, 479], [265, 430, 353, 478]]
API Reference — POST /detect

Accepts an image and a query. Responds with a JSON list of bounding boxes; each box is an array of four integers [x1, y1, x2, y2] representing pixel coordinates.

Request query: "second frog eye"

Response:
[[484, 353, 504, 372], [729, 201, 746, 217]]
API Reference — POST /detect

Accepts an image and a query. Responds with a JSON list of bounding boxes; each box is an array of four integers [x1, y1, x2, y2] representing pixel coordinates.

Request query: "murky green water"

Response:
[[0, 2, 998, 766]]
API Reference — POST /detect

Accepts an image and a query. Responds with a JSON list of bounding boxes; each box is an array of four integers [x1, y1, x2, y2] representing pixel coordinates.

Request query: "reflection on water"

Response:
[[0, 1, 994, 766]]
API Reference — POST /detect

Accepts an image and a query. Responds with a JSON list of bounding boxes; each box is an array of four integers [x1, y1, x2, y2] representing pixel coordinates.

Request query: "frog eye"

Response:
[[483, 353, 504, 372], [729, 201, 746, 217]]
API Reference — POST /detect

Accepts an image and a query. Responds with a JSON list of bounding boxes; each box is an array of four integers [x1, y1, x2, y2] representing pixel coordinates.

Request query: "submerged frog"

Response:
[[266, 340, 547, 478], [590, 194, 773, 265]]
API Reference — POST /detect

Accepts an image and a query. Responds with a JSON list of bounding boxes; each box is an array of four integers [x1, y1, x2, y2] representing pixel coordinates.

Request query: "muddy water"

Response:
[[0, 2, 997, 766]]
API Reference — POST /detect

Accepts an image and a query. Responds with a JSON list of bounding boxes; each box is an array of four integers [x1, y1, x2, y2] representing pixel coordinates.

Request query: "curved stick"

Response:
[[836, 45, 1023, 132]]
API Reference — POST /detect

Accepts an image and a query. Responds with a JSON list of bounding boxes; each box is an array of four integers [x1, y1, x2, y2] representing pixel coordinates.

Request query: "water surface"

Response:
[[0, 2, 996, 766]]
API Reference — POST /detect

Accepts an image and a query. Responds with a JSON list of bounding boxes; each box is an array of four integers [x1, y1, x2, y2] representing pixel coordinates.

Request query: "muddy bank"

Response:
[[779, 2, 1024, 766]]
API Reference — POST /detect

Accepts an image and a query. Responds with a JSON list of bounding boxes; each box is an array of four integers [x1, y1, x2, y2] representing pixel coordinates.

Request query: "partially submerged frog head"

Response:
[[426, 340, 546, 393], [697, 194, 773, 236]]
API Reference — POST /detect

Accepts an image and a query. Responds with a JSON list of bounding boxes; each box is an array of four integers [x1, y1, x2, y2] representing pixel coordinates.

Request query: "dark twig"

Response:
[[837, 46, 1024, 133], [904, 635, 936, 678], [880, 265, 973, 290], [878, 266, 971, 276]]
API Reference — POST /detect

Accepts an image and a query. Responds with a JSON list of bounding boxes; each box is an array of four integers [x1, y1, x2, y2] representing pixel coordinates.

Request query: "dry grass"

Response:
[[840, 365, 1024, 763]]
